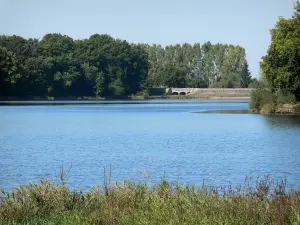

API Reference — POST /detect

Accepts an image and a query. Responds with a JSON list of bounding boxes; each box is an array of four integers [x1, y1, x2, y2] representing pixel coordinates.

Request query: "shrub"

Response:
[[248, 79, 267, 88], [275, 90, 297, 105], [136, 90, 150, 99], [46, 96, 55, 100], [249, 88, 274, 112], [292, 104, 300, 114], [108, 80, 125, 97], [260, 103, 276, 114]]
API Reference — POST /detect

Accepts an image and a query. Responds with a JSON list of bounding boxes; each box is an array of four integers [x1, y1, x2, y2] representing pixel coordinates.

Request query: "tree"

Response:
[[162, 65, 187, 88], [39, 33, 74, 57], [240, 61, 252, 88], [0, 47, 18, 93], [219, 46, 247, 88], [261, 1, 300, 97], [0, 35, 38, 65]]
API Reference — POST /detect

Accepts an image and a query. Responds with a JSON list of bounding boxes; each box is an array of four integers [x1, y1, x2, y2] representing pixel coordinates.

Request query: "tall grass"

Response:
[[1, 171, 300, 224]]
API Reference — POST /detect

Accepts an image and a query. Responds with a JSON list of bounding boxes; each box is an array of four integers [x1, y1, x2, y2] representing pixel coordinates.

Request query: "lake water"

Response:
[[1, 99, 300, 191]]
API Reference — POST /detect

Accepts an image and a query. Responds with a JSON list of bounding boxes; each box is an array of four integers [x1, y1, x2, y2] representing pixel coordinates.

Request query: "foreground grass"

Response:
[[1, 177, 300, 225]]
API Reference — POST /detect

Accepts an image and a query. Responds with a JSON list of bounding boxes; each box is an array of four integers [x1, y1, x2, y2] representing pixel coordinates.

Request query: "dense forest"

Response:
[[0, 34, 252, 98]]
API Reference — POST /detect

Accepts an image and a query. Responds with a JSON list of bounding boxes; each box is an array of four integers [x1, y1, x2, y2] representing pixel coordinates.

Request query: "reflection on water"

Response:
[[262, 115, 300, 129], [195, 109, 249, 114]]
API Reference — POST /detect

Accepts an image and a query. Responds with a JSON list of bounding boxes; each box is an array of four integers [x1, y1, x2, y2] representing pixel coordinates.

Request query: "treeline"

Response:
[[0, 34, 253, 98], [148, 43, 252, 88], [0, 34, 148, 98]]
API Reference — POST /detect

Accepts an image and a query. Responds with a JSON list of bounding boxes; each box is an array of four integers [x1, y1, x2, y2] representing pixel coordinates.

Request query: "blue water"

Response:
[[1, 100, 300, 191]]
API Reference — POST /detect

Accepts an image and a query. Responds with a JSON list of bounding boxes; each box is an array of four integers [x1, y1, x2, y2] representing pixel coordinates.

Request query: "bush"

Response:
[[293, 104, 300, 114], [275, 90, 297, 105], [250, 88, 298, 114], [136, 89, 150, 99], [249, 88, 274, 112], [108, 80, 125, 97], [260, 103, 276, 114], [248, 79, 268, 88], [47, 96, 55, 100]]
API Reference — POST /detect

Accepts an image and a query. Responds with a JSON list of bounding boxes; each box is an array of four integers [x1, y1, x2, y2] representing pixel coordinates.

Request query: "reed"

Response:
[[1, 169, 300, 225]]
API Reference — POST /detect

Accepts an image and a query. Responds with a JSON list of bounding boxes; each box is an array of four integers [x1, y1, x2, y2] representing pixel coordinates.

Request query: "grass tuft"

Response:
[[1, 174, 300, 224]]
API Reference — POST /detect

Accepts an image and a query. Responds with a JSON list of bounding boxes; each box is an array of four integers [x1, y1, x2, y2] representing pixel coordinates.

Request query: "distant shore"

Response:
[[0, 94, 251, 102]]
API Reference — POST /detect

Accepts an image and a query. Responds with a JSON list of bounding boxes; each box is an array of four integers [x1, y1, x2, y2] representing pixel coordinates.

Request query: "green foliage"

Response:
[[261, 1, 300, 97], [0, 35, 39, 64], [135, 89, 150, 99], [260, 103, 276, 114], [148, 43, 252, 89], [0, 34, 149, 98], [0, 177, 299, 225], [0, 46, 18, 88], [250, 88, 275, 112], [293, 103, 300, 113], [251, 2, 300, 112], [108, 79, 125, 97], [240, 62, 252, 88], [0, 33, 253, 98], [161, 65, 187, 88], [39, 33, 74, 57], [250, 88, 297, 114], [248, 78, 268, 88], [275, 89, 297, 105]]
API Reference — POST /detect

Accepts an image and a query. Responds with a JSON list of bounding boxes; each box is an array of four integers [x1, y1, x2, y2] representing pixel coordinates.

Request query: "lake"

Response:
[[1, 99, 300, 191]]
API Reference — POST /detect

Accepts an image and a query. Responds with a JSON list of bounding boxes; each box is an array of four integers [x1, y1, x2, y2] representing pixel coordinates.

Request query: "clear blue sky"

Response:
[[0, 0, 296, 77]]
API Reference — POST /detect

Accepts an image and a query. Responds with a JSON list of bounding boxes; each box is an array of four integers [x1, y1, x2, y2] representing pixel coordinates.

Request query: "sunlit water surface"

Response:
[[1, 100, 300, 191]]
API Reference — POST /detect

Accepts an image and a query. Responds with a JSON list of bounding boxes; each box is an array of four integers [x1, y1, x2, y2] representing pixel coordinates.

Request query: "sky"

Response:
[[0, 0, 296, 77]]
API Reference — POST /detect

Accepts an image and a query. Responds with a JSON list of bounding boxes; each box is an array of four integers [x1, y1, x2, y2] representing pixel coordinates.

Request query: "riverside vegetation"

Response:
[[1, 167, 300, 225], [250, 2, 300, 114]]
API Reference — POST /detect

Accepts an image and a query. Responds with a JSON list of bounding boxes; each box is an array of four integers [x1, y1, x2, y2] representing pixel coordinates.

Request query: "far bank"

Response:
[[0, 88, 252, 101]]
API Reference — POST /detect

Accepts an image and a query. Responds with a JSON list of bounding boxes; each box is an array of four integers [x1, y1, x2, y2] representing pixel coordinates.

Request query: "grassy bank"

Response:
[[1, 177, 300, 225]]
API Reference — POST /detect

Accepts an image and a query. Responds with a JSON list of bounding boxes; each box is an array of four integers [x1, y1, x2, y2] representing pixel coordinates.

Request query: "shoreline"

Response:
[[0, 96, 251, 101]]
